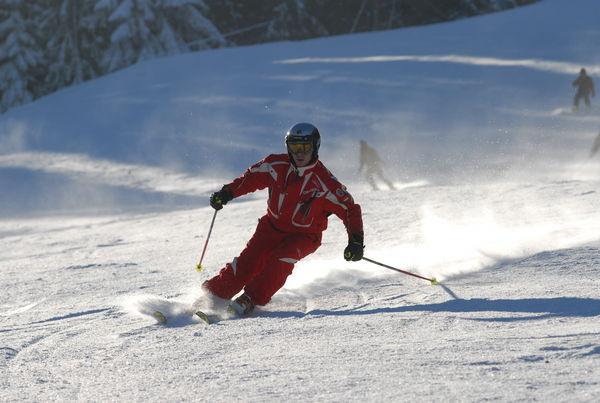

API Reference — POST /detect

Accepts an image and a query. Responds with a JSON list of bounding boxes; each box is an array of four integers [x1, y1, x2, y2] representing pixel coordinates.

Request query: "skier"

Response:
[[591, 130, 600, 158], [200, 123, 364, 316], [572, 68, 595, 111], [358, 140, 395, 190]]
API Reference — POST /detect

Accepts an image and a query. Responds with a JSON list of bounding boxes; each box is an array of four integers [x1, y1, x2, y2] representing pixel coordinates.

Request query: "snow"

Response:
[[2, 0, 600, 400]]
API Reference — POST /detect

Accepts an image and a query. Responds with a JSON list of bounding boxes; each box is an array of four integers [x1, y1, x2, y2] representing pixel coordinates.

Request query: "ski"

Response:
[[194, 310, 217, 325], [149, 295, 253, 325], [152, 311, 167, 324], [151, 310, 218, 325]]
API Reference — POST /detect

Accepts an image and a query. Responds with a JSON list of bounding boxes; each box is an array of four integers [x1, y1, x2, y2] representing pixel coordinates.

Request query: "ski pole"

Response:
[[195, 209, 218, 272], [362, 256, 439, 285]]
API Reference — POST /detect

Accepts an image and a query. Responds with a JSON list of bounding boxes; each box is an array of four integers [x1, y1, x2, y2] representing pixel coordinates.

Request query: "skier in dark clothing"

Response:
[[573, 68, 595, 111], [590, 130, 600, 158], [358, 140, 395, 190]]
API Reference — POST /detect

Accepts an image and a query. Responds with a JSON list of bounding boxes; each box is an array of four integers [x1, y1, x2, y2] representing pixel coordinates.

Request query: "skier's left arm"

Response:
[[324, 185, 364, 261]]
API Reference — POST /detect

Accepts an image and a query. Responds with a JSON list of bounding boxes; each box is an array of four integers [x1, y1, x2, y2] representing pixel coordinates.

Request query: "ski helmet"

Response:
[[285, 122, 321, 161]]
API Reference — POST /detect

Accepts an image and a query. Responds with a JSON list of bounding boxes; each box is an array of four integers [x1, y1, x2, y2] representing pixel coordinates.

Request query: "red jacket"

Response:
[[225, 154, 363, 237]]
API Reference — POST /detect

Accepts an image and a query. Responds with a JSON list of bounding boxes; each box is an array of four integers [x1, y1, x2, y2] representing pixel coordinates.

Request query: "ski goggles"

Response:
[[287, 142, 313, 154]]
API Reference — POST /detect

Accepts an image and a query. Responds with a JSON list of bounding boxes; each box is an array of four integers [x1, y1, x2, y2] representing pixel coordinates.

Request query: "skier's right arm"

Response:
[[210, 155, 278, 209], [209, 187, 233, 210]]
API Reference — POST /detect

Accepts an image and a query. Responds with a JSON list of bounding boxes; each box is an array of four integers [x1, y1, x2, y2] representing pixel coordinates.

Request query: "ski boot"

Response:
[[228, 293, 255, 317]]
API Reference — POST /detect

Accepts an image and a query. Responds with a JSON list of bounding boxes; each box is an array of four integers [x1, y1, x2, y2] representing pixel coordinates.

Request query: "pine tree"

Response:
[[266, 0, 327, 41], [43, 0, 102, 92], [160, 0, 226, 51], [97, 0, 224, 73], [0, 0, 45, 111], [95, 0, 154, 72], [0, 0, 538, 114]]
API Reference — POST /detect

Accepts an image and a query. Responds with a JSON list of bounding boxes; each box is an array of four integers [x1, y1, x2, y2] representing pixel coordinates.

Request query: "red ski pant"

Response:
[[203, 215, 322, 306]]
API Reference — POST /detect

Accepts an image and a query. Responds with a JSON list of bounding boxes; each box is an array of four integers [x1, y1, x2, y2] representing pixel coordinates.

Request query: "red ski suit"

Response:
[[204, 154, 363, 306]]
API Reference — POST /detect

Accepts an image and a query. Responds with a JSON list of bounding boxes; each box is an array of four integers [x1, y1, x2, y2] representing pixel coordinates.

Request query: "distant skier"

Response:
[[358, 140, 395, 190], [572, 68, 595, 111], [200, 123, 364, 316], [591, 130, 600, 158]]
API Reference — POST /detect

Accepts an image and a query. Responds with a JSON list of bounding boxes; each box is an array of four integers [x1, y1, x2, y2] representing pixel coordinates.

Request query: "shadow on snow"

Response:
[[261, 297, 600, 322]]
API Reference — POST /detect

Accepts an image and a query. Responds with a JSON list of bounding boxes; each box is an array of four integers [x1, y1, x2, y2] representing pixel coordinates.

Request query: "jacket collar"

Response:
[[292, 159, 318, 177]]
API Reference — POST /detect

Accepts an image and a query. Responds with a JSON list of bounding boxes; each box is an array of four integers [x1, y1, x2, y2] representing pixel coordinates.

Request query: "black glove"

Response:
[[344, 233, 364, 261], [209, 187, 233, 210]]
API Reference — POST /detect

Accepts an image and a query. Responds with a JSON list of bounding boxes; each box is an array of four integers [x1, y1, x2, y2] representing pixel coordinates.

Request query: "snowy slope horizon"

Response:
[[1, 0, 600, 401]]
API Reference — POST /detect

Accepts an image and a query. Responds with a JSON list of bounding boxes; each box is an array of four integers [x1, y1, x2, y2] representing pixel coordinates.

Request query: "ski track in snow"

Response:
[[275, 53, 600, 76]]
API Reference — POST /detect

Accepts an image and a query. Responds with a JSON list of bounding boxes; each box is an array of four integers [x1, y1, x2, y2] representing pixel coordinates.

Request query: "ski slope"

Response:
[[2, 0, 600, 400]]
